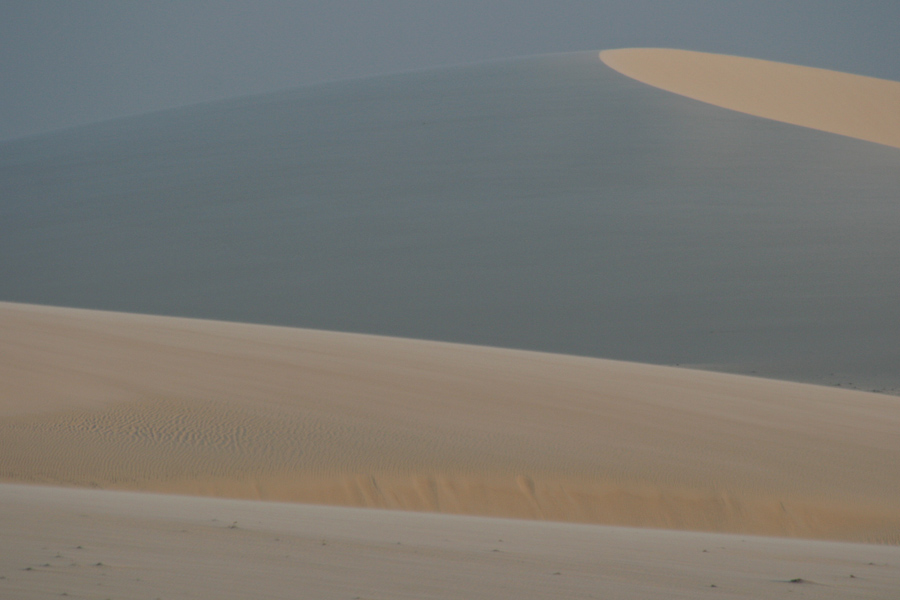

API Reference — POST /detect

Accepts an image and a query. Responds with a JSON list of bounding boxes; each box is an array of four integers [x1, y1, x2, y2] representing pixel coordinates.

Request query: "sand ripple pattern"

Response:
[[2, 302, 900, 543]]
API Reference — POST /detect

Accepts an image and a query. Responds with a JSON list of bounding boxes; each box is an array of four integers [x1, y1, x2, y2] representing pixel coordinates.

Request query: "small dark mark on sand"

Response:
[[789, 578, 806, 584]]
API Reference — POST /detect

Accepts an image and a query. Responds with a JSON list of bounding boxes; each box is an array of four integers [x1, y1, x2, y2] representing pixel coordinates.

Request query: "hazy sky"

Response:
[[2, 1, 899, 140]]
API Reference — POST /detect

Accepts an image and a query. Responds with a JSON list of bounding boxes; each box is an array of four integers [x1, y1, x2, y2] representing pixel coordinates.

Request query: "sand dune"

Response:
[[3, 483, 899, 600], [2, 301, 899, 543], [3, 48, 900, 599], [4, 51, 900, 392], [600, 48, 900, 148]]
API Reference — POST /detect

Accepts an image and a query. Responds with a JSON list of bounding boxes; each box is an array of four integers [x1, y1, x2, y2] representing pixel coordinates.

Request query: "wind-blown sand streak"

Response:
[[600, 48, 900, 148], [2, 301, 899, 543]]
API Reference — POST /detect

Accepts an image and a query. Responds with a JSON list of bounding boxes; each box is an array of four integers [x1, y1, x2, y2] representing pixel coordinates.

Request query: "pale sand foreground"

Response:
[[2, 301, 899, 543], [600, 48, 900, 149], [2, 484, 899, 600]]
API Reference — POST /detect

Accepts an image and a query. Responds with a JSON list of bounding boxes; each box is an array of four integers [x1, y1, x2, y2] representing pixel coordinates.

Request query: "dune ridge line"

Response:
[[600, 48, 900, 149]]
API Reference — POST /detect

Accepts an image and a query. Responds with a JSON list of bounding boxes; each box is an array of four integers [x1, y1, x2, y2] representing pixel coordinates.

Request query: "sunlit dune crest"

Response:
[[600, 48, 900, 149], [4, 51, 899, 392], [2, 302, 899, 543], [4, 43, 900, 599]]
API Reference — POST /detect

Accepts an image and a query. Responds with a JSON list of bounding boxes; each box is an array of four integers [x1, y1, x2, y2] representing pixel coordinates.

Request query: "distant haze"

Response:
[[3, 52, 900, 391], [2, 0, 900, 141]]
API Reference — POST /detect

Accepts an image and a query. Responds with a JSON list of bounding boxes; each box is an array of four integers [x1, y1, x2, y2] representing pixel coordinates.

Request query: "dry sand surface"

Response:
[[5, 49, 900, 599], [600, 48, 900, 149], [2, 483, 899, 600], [2, 301, 899, 544]]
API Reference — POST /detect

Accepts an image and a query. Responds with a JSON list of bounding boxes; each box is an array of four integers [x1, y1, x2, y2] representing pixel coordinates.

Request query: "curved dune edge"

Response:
[[2, 301, 900, 543], [600, 48, 900, 149]]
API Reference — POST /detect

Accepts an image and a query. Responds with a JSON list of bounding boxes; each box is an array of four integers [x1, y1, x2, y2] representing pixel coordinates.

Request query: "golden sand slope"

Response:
[[3, 484, 899, 600], [600, 48, 900, 149], [2, 302, 899, 542]]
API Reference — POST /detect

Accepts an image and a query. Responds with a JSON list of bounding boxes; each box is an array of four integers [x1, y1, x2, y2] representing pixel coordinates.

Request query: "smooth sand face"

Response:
[[5, 51, 900, 393], [3, 302, 899, 543], [3, 484, 899, 600], [600, 48, 900, 149], [5, 50, 900, 599]]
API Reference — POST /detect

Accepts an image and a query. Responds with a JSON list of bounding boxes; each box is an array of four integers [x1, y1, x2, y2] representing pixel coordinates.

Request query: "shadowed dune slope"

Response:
[[2, 52, 899, 391], [600, 48, 900, 149], [2, 302, 899, 543]]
